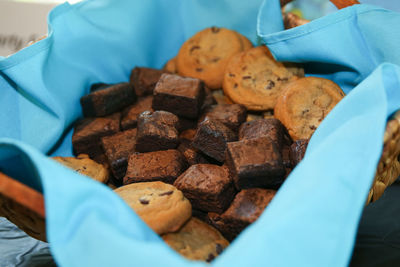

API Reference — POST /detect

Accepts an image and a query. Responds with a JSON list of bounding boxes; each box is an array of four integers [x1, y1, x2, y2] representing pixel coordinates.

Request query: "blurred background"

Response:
[[0, 0, 399, 56]]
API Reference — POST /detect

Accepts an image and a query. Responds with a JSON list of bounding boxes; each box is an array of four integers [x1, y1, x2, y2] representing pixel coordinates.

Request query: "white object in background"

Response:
[[0, 0, 57, 57]]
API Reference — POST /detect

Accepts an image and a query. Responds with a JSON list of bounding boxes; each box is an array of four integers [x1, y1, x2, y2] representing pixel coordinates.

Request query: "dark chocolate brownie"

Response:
[[290, 139, 309, 167], [120, 95, 153, 130], [129, 67, 165, 96], [177, 117, 198, 132], [225, 137, 285, 190], [177, 140, 209, 166], [204, 104, 247, 132], [101, 128, 137, 180], [238, 118, 287, 150], [282, 144, 292, 169], [192, 118, 237, 162], [80, 83, 136, 117], [72, 113, 120, 160], [152, 74, 205, 119], [174, 164, 235, 213], [135, 110, 180, 153], [208, 188, 276, 241], [123, 149, 187, 184]]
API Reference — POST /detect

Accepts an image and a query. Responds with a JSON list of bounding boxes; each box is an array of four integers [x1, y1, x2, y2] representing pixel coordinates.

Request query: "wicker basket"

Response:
[[1, 0, 398, 243]]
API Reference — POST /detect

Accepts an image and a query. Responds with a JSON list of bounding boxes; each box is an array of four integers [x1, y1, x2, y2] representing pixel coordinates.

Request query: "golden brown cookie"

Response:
[[164, 57, 178, 74], [274, 77, 345, 140], [162, 217, 229, 262], [114, 181, 191, 235], [177, 26, 253, 90], [222, 46, 298, 111], [53, 154, 109, 183]]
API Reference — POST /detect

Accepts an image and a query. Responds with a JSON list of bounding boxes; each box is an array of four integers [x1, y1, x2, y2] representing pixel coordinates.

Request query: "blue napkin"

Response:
[[1, 0, 400, 266]]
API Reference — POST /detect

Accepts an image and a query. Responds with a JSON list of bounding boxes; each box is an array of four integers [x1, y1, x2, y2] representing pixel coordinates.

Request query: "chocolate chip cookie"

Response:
[[114, 181, 191, 234], [274, 77, 345, 140]]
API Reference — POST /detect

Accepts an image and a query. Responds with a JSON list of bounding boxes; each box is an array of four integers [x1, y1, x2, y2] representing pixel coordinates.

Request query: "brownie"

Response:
[[225, 137, 285, 190], [177, 140, 209, 166], [238, 118, 287, 150], [152, 74, 205, 119], [204, 104, 247, 132], [290, 139, 309, 166], [123, 149, 187, 184], [192, 118, 237, 163], [90, 83, 109, 92], [72, 113, 120, 160], [282, 144, 292, 169], [174, 164, 235, 213], [208, 188, 276, 241], [135, 110, 180, 153], [101, 128, 137, 180], [177, 117, 198, 132], [192, 209, 209, 223], [120, 96, 153, 130], [130, 67, 165, 96], [80, 83, 136, 117]]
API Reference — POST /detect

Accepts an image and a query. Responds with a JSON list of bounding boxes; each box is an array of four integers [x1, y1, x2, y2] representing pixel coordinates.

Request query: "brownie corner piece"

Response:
[[101, 128, 137, 180], [205, 104, 247, 132], [130, 67, 165, 96], [123, 149, 187, 185], [80, 83, 136, 117], [226, 137, 285, 190], [135, 110, 180, 152], [120, 95, 153, 130], [192, 118, 237, 162], [174, 164, 235, 213], [152, 73, 205, 119]]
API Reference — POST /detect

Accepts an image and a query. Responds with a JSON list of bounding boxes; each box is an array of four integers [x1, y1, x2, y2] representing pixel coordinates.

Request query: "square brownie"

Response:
[[177, 139, 209, 166], [120, 95, 153, 130], [238, 118, 288, 150], [80, 83, 136, 117], [192, 118, 237, 163], [225, 137, 285, 189], [208, 188, 276, 241], [101, 128, 137, 180], [174, 164, 235, 213], [72, 113, 120, 160], [135, 111, 180, 153], [130, 67, 165, 96], [152, 74, 205, 119], [204, 104, 247, 132], [123, 149, 187, 184]]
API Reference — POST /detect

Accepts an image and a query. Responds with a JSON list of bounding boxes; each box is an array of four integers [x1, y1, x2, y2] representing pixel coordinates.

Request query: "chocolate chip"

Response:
[[309, 125, 316, 130], [242, 76, 252, 80], [211, 26, 220, 33], [139, 197, 150, 205], [216, 243, 223, 254], [302, 109, 310, 115], [196, 68, 203, 72], [212, 57, 221, 62], [277, 77, 289, 82], [206, 253, 215, 262], [83, 166, 87, 170], [265, 80, 275, 90], [234, 83, 238, 88], [242, 66, 247, 71], [159, 190, 174, 196], [228, 73, 235, 77], [190, 45, 200, 53]]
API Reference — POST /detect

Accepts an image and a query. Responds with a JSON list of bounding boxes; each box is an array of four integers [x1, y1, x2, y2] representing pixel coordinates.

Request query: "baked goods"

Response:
[[130, 67, 165, 96], [274, 77, 345, 140], [164, 57, 178, 74], [120, 95, 153, 130], [152, 73, 205, 119], [101, 128, 137, 180], [290, 139, 309, 166], [203, 104, 247, 132], [72, 113, 120, 162], [226, 137, 286, 189], [162, 217, 229, 262], [135, 110, 180, 153], [53, 154, 109, 183], [208, 188, 276, 241], [174, 164, 235, 213], [114, 181, 191, 235], [80, 83, 136, 117], [177, 140, 210, 166], [222, 46, 299, 111], [123, 149, 187, 185], [177, 26, 253, 89], [192, 118, 237, 162]]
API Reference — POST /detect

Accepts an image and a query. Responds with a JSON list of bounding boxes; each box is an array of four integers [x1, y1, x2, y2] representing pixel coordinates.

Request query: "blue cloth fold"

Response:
[[1, 0, 400, 266]]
